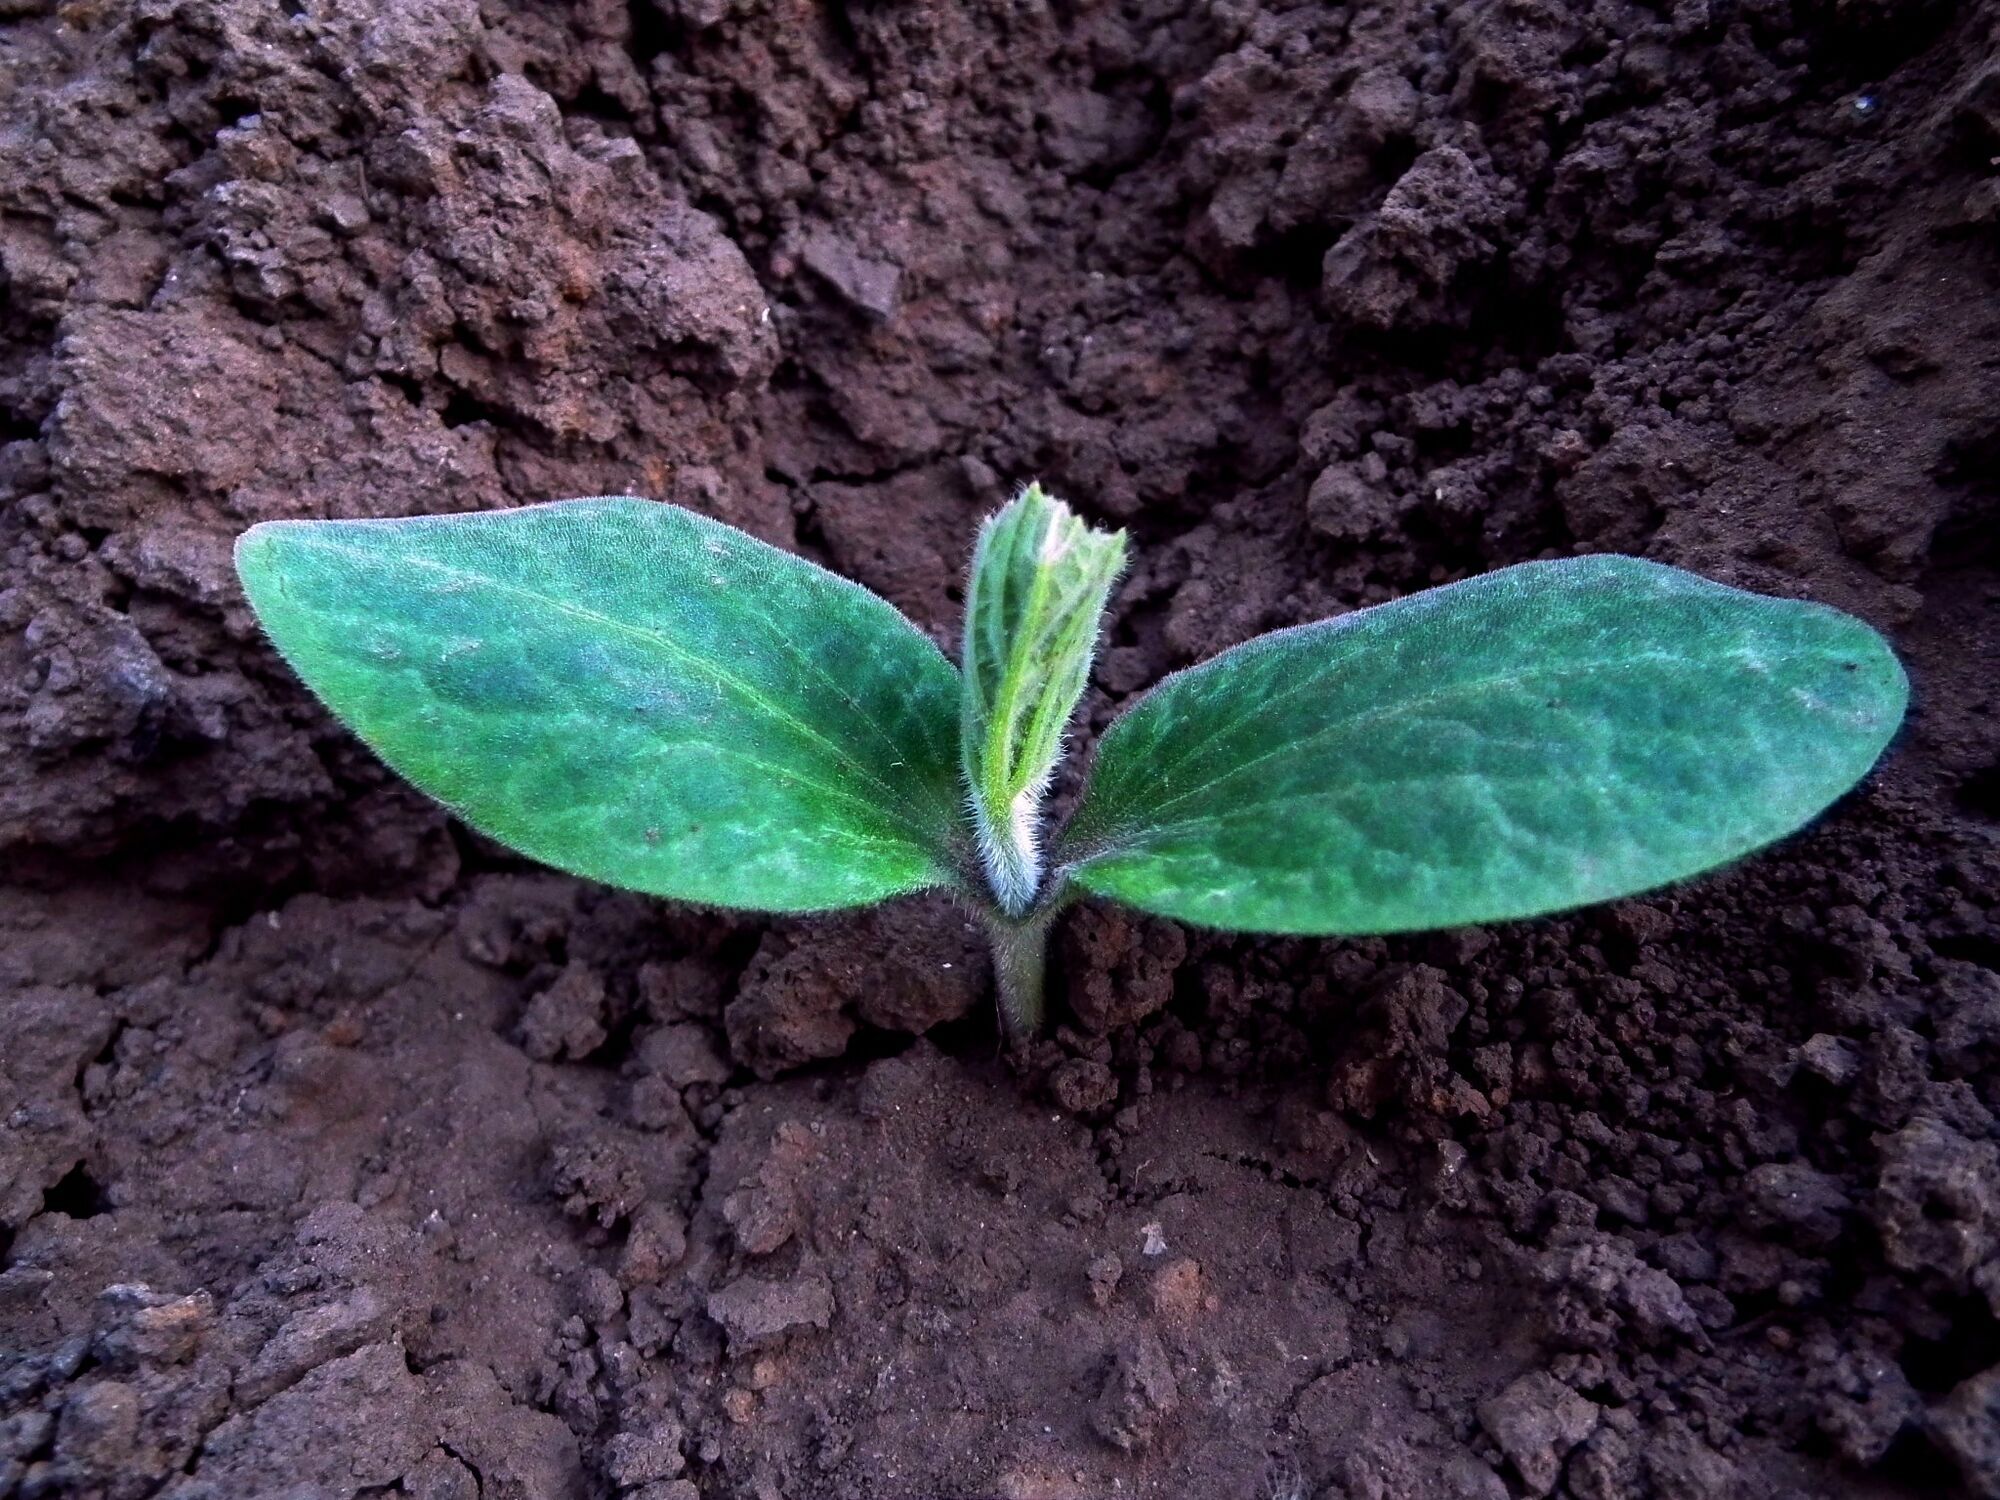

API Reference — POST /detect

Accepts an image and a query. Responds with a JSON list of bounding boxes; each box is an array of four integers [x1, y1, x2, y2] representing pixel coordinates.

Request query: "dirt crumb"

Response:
[[1477, 1371, 1600, 1496], [1090, 1329, 1179, 1452]]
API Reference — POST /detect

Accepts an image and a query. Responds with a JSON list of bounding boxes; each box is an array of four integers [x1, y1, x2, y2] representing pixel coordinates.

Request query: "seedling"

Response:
[[236, 486, 1906, 1037]]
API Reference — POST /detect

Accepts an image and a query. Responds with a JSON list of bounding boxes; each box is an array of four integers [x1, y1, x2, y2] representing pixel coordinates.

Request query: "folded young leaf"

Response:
[[237, 498, 965, 912], [1059, 556, 1907, 934], [960, 483, 1126, 913]]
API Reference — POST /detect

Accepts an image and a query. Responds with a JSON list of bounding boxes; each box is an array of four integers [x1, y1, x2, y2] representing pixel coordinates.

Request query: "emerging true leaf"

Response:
[[237, 498, 965, 912], [1059, 556, 1907, 933], [961, 483, 1126, 913]]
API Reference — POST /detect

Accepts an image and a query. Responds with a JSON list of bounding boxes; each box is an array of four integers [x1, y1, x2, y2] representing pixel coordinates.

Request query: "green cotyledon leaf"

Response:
[[236, 497, 966, 912], [1057, 556, 1907, 934]]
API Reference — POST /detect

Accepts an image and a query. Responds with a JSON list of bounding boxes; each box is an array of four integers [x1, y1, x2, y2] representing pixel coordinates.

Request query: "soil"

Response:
[[3, 0, 1999, 1496]]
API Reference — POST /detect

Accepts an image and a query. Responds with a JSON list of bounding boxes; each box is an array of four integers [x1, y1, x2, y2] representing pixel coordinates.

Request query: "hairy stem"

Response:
[[983, 902, 1061, 1039], [976, 801, 1040, 919]]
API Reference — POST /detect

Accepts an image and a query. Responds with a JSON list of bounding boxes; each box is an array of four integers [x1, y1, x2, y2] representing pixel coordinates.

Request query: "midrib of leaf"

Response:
[[982, 532, 1061, 804], [286, 535, 948, 850], [707, 577, 961, 830], [1086, 589, 1577, 813], [971, 515, 1022, 720], [1019, 584, 1091, 770], [627, 733, 948, 847], [1078, 643, 1824, 850], [423, 735, 930, 863], [1085, 614, 1378, 815], [1097, 762, 1706, 851]]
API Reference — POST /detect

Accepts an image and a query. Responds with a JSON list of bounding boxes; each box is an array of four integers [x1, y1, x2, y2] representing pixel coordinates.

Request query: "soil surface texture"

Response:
[[4, 0, 2000, 1496]]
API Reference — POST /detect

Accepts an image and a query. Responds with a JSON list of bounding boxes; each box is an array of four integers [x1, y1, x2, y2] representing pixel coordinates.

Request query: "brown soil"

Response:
[[4, 0, 1999, 1496]]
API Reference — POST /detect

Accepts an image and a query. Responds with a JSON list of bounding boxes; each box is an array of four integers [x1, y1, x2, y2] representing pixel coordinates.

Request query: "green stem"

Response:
[[983, 905, 1058, 1039]]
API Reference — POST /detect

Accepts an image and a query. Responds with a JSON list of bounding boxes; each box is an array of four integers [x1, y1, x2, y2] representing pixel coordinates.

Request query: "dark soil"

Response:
[[3, 0, 1999, 1495]]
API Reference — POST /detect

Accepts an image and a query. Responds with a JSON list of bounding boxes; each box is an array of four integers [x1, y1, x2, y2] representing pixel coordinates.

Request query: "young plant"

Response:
[[236, 486, 1907, 1037]]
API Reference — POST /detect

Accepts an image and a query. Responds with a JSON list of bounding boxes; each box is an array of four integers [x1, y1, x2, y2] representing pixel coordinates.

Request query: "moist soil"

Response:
[[3, 0, 2000, 1496]]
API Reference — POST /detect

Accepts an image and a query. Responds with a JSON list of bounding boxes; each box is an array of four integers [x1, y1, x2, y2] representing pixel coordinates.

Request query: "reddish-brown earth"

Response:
[[4, 0, 2000, 1496]]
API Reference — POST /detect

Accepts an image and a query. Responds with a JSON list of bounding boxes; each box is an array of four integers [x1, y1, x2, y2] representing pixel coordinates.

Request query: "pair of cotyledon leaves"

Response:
[[235, 495, 1907, 935]]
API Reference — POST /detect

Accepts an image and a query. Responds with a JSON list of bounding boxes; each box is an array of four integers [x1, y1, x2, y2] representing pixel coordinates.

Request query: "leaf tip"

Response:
[[233, 519, 273, 566], [234, 520, 291, 600], [1012, 479, 1127, 582], [1847, 618, 1912, 739]]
